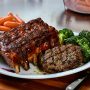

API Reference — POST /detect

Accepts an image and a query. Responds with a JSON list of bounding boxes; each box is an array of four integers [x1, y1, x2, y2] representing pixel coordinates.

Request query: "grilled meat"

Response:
[[0, 18, 59, 73], [38, 44, 84, 73]]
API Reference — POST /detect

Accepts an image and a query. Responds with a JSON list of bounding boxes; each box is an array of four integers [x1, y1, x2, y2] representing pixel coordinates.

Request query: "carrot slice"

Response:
[[0, 16, 13, 25], [0, 26, 10, 31], [4, 21, 20, 28]]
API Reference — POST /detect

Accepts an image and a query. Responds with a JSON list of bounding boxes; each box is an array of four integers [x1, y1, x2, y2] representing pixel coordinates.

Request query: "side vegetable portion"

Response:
[[58, 28, 74, 45], [59, 29, 90, 63]]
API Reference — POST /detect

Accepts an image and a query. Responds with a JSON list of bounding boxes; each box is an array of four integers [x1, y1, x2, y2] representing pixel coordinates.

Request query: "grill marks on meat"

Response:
[[7, 30, 48, 50], [0, 18, 59, 73], [0, 24, 26, 46], [0, 18, 48, 46], [39, 44, 84, 73]]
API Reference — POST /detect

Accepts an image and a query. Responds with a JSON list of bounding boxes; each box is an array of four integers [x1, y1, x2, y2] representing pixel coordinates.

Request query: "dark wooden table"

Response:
[[0, 70, 90, 90], [0, 0, 90, 90]]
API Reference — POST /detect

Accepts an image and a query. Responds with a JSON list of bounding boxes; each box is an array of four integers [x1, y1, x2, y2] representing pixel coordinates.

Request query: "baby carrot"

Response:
[[8, 12, 25, 24], [0, 26, 10, 31], [8, 12, 25, 23], [13, 15, 25, 24], [8, 12, 17, 22], [8, 12, 13, 16], [4, 21, 20, 28], [0, 16, 13, 25]]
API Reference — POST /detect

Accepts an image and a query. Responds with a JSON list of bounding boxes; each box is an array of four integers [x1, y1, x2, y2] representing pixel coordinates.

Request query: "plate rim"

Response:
[[0, 62, 90, 79]]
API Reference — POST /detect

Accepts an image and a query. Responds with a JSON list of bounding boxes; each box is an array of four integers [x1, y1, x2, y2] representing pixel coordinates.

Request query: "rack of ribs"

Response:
[[0, 18, 59, 73]]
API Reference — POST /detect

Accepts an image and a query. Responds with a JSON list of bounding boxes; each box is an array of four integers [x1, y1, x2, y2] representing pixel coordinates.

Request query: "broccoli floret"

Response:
[[79, 30, 90, 42], [65, 36, 90, 62], [77, 37, 90, 62], [64, 36, 78, 44], [59, 29, 90, 62], [58, 28, 74, 44]]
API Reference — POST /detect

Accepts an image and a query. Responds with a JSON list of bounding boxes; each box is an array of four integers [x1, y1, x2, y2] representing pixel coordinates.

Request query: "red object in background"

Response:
[[63, 0, 90, 13]]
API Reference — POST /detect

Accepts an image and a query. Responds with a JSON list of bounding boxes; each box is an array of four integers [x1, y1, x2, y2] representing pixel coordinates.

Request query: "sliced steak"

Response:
[[38, 44, 84, 73]]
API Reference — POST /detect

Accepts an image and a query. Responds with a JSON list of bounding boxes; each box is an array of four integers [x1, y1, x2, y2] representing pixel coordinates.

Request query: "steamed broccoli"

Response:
[[79, 30, 90, 42], [58, 28, 74, 44], [58, 29, 90, 62], [64, 36, 78, 44], [77, 37, 90, 62], [65, 36, 90, 62]]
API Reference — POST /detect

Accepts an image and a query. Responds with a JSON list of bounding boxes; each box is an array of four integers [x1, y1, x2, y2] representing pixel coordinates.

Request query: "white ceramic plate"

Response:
[[0, 32, 90, 79], [67, 8, 90, 14]]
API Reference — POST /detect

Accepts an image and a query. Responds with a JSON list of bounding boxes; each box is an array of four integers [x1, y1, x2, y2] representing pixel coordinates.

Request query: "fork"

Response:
[[66, 71, 90, 90]]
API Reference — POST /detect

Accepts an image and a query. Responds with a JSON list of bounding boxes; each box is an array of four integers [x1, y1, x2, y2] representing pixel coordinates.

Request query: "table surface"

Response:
[[0, 0, 90, 90]]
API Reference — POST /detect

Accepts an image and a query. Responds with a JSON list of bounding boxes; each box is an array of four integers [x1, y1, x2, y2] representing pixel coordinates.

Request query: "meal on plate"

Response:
[[0, 13, 90, 73]]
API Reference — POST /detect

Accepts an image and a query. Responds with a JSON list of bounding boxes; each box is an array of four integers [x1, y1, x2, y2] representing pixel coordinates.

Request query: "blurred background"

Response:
[[0, 0, 64, 29], [0, 0, 90, 32]]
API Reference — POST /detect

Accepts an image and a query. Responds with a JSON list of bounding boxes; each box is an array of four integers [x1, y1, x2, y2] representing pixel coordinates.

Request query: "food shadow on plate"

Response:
[[0, 56, 15, 72], [0, 52, 85, 75], [0, 55, 45, 75]]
